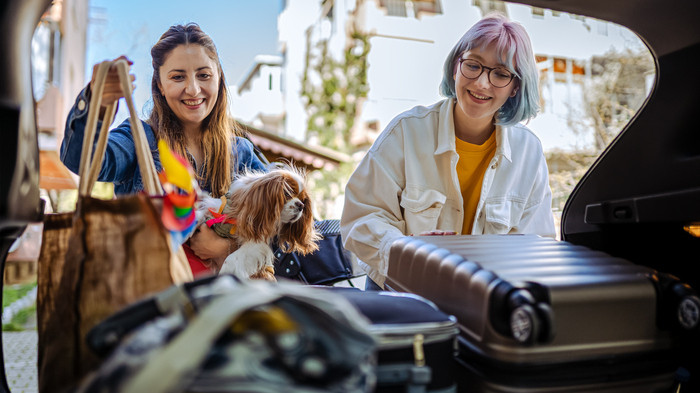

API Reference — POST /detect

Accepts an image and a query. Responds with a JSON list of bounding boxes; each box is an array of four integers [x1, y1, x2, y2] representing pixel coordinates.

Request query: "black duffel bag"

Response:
[[273, 219, 363, 286]]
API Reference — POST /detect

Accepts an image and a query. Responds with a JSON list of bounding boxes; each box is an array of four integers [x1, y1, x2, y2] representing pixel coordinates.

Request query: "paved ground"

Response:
[[2, 331, 38, 393]]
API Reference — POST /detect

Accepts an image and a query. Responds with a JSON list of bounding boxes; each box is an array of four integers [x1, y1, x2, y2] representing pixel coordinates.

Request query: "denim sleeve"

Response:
[[60, 86, 93, 175], [233, 137, 268, 173], [60, 86, 145, 184], [96, 119, 142, 183]]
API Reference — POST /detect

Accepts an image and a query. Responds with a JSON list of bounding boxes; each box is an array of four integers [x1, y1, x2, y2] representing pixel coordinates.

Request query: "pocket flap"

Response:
[[400, 187, 447, 213], [484, 199, 524, 228]]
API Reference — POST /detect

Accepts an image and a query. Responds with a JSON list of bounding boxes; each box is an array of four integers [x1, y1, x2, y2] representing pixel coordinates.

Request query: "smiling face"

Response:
[[158, 44, 220, 131], [453, 43, 518, 139]]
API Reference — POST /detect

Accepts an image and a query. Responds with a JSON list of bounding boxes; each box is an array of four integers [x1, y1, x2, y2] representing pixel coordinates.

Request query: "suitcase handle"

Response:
[[490, 281, 555, 344]]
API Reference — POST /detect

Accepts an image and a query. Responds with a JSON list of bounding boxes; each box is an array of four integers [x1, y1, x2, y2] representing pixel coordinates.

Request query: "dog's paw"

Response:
[[219, 242, 274, 279]]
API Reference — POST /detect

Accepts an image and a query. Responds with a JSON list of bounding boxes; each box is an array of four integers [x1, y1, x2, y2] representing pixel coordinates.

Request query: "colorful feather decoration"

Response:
[[157, 139, 199, 247]]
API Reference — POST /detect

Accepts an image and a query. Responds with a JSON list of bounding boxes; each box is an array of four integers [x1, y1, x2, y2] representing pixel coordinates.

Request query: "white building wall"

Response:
[[327, 0, 349, 60], [509, 4, 643, 151], [360, 1, 481, 136], [262, 0, 649, 152], [278, 0, 322, 141], [32, 0, 89, 150], [59, 0, 89, 131], [231, 59, 284, 130]]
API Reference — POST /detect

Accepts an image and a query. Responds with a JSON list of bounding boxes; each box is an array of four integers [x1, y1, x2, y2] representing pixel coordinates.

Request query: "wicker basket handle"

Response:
[[78, 59, 161, 196]]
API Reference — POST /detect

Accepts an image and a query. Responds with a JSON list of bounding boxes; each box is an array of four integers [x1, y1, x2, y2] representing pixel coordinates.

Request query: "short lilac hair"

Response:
[[439, 13, 539, 126]]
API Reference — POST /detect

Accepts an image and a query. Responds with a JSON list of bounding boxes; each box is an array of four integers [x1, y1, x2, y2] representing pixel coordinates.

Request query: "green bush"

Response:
[[2, 282, 37, 331], [2, 281, 36, 308], [2, 304, 36, 331]]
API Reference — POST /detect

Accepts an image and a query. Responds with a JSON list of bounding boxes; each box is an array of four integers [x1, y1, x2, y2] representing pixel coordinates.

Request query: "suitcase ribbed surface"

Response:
[[386, 235, 676, 364]]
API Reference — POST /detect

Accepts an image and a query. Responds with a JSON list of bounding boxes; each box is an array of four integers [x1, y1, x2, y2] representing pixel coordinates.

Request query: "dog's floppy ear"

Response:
[[277, 191, 320, 255], [230, 172, 287, 242]]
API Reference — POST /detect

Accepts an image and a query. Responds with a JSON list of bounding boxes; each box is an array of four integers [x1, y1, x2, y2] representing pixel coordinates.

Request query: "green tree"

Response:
[[568, 48, 654, 152], [549, 47, 654, 217]]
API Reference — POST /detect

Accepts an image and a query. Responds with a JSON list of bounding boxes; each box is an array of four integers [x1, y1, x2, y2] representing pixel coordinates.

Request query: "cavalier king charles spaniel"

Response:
[[193, 164, 320, 280]]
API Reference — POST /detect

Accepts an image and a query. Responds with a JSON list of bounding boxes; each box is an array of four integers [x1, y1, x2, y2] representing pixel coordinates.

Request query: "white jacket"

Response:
[[341, 98, 556, 287]]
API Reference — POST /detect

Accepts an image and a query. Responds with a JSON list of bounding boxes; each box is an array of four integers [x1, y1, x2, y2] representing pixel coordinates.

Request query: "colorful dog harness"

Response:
[[206, 196, 237, 238]]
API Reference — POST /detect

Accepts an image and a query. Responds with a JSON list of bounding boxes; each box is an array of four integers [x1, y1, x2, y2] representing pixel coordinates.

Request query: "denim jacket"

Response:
[[60, 87, 267, 195], [341, 98, 556, 287]]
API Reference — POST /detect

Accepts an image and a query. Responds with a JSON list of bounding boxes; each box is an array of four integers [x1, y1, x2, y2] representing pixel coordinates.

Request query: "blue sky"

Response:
[[86, 0, 282, 121]]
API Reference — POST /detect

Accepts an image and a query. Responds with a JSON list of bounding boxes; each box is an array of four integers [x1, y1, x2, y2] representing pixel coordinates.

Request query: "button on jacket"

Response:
[[60, 87, 267, 195], [341, 98, 556, 287]]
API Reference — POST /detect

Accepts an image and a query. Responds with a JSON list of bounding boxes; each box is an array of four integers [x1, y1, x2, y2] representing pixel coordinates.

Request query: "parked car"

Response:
[[1, 0, 698, 392]]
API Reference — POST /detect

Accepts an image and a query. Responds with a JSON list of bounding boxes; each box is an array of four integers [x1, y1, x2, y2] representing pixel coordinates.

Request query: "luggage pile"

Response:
[[386, 234, 699, 392], [45, 234, 698, 392], [78, 276, 377, 393], [76, 275, 460, 393]]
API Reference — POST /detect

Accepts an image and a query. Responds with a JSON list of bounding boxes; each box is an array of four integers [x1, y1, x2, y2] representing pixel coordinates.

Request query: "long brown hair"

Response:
[[147, 23, 239, 197]]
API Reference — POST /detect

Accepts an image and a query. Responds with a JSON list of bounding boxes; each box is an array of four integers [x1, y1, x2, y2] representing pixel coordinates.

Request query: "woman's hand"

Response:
[[188, 224, 235, 271], [89, 55, 136, 108], [412, 230, 458, 236]]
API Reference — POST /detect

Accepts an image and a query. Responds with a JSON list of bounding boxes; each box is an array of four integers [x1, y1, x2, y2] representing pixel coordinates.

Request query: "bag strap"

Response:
[[78, 59, 162, 196]]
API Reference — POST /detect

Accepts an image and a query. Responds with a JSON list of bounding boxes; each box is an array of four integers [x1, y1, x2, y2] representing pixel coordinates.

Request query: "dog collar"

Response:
[[206, 208, 237, 236]]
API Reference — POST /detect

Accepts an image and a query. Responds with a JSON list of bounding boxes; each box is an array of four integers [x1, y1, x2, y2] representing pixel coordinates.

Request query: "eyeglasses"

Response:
[[458, 58, 516, 88]]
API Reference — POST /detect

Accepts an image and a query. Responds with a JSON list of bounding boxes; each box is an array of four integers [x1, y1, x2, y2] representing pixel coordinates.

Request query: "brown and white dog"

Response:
[[194, 164, 320, 279]]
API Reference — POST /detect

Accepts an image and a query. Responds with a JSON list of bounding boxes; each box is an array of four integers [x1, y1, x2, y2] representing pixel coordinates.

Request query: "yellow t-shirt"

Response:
[[455, 132, 497, 234]]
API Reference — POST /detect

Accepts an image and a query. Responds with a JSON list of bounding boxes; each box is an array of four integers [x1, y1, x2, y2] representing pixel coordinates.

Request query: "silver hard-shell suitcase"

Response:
[[385, 235, 699, 392]]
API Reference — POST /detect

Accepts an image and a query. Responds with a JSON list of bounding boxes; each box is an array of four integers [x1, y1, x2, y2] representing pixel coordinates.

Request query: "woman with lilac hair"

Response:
[[341, 13, 555, 290]]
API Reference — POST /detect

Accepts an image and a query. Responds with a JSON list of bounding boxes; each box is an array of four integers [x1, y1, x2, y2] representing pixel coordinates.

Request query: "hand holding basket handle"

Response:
[[89, 55, 135, 109], [80, 58, 161, 195]]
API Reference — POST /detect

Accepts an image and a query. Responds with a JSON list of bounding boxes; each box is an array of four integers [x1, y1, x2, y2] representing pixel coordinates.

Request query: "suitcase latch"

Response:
[[412, 333, 425, 367]]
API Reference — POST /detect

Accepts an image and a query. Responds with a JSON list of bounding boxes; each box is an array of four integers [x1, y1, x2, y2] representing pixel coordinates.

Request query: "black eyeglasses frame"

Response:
[[458, 58, 517, 88]]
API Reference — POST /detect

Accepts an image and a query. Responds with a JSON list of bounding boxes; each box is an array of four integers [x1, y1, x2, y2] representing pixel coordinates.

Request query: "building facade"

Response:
[[233, 0, 648, 154]]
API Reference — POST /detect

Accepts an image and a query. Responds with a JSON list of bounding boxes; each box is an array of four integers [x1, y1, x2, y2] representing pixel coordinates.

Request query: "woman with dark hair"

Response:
[[60, 23, 266, 270], [341, 14, 556, 290]]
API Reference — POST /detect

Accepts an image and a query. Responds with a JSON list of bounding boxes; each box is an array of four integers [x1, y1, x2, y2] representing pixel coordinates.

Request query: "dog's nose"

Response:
[[295, 201, 304, 210]]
